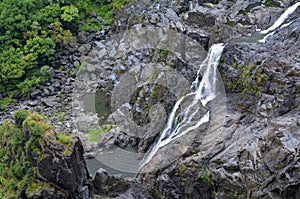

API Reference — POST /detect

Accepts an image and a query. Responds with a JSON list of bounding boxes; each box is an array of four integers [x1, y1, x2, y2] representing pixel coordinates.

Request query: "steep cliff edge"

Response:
[[0, 110, 89, 198]]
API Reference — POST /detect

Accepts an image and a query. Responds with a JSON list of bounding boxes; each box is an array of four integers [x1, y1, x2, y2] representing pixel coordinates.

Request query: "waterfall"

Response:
[[140, 43, 225, 168], [189, 1, 199, 12], [259, 2, 300, 43]]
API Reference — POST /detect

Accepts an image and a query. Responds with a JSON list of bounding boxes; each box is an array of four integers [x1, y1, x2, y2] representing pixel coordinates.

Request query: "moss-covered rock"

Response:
[[0, 110, 89, 198]]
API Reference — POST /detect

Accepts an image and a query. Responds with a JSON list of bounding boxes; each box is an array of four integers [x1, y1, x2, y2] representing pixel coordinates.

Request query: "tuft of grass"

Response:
[[151, 90, 157, 99], [56, 132, 74, 155], [87, 124, 114, 142], [264, 0, 281, 7], [149, 65, 159, 82], [75, 61, 86, 76], [14, 110, 30, 128], [56, 132, 72, 144], [0, 97, 13, 110], [201, 167, 213, 186], [87, 129, 103, 142], [58, 112, 65, 122]]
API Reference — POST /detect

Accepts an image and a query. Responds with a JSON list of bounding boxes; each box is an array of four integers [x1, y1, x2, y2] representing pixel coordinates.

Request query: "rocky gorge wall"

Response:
[[90, 0, 300, 198]]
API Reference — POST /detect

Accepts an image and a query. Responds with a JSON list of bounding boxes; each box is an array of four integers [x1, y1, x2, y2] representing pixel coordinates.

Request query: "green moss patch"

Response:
[[264, 0, 281, 7], [87, 124, 114, 142], [238, 2, 262, 15]]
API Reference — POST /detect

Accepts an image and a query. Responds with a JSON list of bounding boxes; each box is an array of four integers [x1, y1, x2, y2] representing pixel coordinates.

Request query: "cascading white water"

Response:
[[259, 2, 300, 43], [140, 43, 225, 167], [189, 1, 199, 12]]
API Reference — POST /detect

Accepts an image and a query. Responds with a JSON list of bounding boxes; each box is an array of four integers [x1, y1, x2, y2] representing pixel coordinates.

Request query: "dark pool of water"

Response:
[[85, 146, 141, 178], [82, 91, 111, 125]]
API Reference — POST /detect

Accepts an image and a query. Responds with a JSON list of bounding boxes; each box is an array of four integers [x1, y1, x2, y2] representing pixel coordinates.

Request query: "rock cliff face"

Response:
[[36, 137, 89, 198], [85, 0, 300, 198]]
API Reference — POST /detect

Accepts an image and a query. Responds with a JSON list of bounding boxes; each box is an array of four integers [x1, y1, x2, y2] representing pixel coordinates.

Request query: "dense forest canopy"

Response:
[[0, 0, 128, 109]]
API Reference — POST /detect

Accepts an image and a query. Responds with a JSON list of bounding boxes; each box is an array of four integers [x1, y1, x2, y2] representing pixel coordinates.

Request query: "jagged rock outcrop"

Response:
[[0, 110, 90, 198], [92, 169, 133, 197], [36, 139, 89, 198]]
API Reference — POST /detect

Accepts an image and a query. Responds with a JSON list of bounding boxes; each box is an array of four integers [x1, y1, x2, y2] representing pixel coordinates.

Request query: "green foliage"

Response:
[[17, 66, 51, 97], [175, 163, 188, 187], [56, 132, 74, 154], [159, 47, 172, 62], [238, 2, 261, 15], [264, 0, 281, 7], [238, 63, 265, 97], [149, 65, 159, 82], [61, 5, 79, 22], [0, 47, 28, 82], [112, 0, 129, 10], [33, 3, 61, 25], [152, 47, 172, 63], [200, 168, 213, 186], [151, 90, 158, 99], [75, 61, 87, 75], [0, 0, 130, 109], [23, 113, 51, 137], [88, 124, 114, 142], [80, 17, 103, 32], [0, 119, 36, 197], [49, 21, 73, 48], [74, 0, 129, 31], [0, 97, 13, 110], [59, 112, 65, 122], [88, 129, 103, 142], [0, 0, 77, 99], [23, 36, 56, 63], [234, 191, 238, 197], [0, 0, 130, 101], [226, 19, 235, 27], [57, 132, 72, 144]]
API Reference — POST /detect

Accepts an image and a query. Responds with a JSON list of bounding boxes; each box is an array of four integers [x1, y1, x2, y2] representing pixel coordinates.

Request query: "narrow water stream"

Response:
[[141, 43, 225, 168]]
